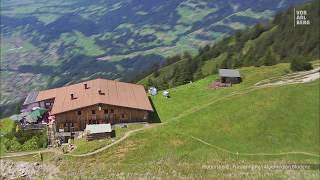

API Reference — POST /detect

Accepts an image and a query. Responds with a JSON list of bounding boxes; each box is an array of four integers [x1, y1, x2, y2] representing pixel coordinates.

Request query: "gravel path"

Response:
[[255, 68, 320, 87], [1, 70, 319, 159], [187, 135, 320, 157]]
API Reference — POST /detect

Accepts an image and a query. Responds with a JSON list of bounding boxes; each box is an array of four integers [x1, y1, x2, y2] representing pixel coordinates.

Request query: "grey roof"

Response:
[[10, 114, 25, 121], [23, 91, 39, 105], [85, 124, 112, 134], [219, 69, 241, 77]]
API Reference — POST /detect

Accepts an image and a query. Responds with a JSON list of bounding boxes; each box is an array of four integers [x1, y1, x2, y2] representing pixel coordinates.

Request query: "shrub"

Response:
[[290, 57, 313, 71], [2, 137, 10, 150], [22, 136, 39, 151], [3, 128, 48, 152], [38, 130, 48, 148], [9, 137, 22, 151], [0, 137, 8, 155]]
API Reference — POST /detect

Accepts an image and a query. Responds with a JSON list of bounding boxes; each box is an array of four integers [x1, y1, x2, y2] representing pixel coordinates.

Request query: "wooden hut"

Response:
[[22, 78, 154, 142], [85, 124, 113, 141], [219, 69, 242, 84]]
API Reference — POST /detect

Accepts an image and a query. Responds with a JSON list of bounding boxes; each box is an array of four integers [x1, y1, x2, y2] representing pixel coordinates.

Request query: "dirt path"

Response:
[[187, 135, 320, 157], [65, 125, 154, 157], [0, 149, 62, 159], [1, 71, 319, 159], [255, 68, 320, 87]]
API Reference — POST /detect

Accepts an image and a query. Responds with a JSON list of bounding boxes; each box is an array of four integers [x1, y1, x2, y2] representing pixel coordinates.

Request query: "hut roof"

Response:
[[219, 69, 241, 77], [29, 78, 153, 115], [86, 124, 112, 134], [23, 91, 39, 105]]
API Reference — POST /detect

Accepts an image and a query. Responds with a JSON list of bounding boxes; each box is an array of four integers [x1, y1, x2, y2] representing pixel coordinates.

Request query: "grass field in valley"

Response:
[[4, 63, 320, 179]]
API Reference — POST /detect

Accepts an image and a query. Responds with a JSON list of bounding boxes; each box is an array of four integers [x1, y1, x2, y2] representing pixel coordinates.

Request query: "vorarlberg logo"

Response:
[[294, 8, 310, 27]]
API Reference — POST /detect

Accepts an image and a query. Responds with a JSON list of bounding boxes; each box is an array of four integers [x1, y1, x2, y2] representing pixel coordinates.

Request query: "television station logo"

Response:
[[294, 8, 310, 27]]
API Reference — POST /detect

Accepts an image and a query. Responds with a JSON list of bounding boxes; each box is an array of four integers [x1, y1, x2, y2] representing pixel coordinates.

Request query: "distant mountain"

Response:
[[139, 0, 319, 90], [0, 0, 306, 115]]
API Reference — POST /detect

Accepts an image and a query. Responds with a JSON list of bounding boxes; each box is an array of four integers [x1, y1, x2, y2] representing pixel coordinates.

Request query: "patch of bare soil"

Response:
[[0, 159, 58, 179], [255, 68, 320, 87]]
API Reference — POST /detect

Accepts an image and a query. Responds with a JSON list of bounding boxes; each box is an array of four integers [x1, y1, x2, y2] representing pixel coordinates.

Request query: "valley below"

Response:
[[0, 0, 319, 179], [0, 0, 306, 116]]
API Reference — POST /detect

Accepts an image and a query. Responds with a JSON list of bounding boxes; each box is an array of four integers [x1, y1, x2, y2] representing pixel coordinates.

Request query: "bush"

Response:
[[38, 130, 48, 148], [290, 58, 313, 71], [0, 137, 8, 155], [3, 129, 48, 152], [9, 137, 22, 151], [22, 136, 40, 151]]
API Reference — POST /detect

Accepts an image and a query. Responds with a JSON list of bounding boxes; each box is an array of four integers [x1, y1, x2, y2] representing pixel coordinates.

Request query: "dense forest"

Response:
[[140, 0, 319, 90]]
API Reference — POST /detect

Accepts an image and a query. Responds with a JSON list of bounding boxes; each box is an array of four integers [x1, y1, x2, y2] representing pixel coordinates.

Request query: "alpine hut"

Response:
[[22, 78, 154, 142], [218, 69, 242, 84]]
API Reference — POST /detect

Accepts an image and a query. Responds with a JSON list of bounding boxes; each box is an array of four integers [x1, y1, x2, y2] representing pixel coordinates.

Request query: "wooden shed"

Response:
[[85, 124, 113, 141], [219, 69, 242, 84]]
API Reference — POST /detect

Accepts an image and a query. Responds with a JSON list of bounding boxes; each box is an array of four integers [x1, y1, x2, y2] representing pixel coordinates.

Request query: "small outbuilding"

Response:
[[219, 69, 242, 84], [85, 124, 113, 141]]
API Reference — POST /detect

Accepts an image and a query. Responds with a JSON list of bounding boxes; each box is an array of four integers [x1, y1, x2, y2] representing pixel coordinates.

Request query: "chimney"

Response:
[[84, 83, 88, 89], [70, 93, 75, 100], [98, 89, 105, 95]]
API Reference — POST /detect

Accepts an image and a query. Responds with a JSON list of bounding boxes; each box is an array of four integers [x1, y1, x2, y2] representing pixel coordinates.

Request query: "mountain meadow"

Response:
[[3, 61, 319, 179], [0, 0, 306, 117], [139, 0, 319, 90], [0, 0, 319, 179]]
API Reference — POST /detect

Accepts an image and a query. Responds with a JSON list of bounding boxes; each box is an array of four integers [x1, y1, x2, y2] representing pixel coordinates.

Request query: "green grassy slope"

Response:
[[52, 63, 319, 178], [2, 0, 299, 113], [140, 0, 319, 90], [0, 118, 15, 134], [0, 118, 15, 155]]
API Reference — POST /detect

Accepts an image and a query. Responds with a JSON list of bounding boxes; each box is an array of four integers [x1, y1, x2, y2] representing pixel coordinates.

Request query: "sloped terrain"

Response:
[[5, 62, 318, 179], [0, 0, 306, 114], [58, 63, 319, 178], [140, 0, 319, 90]]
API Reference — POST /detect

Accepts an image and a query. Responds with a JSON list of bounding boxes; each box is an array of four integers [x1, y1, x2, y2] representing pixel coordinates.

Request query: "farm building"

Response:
[[22, 78, 153, 141], [85, 124, 113, 141], [219, 69, 242, 84]]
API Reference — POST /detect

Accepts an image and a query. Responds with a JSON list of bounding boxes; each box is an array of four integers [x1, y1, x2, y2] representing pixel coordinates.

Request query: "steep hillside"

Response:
[[140, 0, 319, 89], [16, 62, 319, 179], [0, 0, 305, 111]]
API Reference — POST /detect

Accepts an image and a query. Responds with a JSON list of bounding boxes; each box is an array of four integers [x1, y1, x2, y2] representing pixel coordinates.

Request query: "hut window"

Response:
[[104, 109, 108, 114], [77, 110, 82, 115], [110, 109, 114, 113], [92, 110, 96, 114]]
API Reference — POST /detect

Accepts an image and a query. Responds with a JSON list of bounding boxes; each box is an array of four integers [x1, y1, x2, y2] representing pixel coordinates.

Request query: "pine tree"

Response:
[[263, 49, 277, 66], [151, 64, 160, 77], [290, 57, 313, 71], [15, 102, 20, 114]]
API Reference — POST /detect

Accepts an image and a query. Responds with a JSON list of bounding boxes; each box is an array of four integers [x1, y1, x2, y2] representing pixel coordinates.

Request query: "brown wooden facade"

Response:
[[55, 104, 150, 132]]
